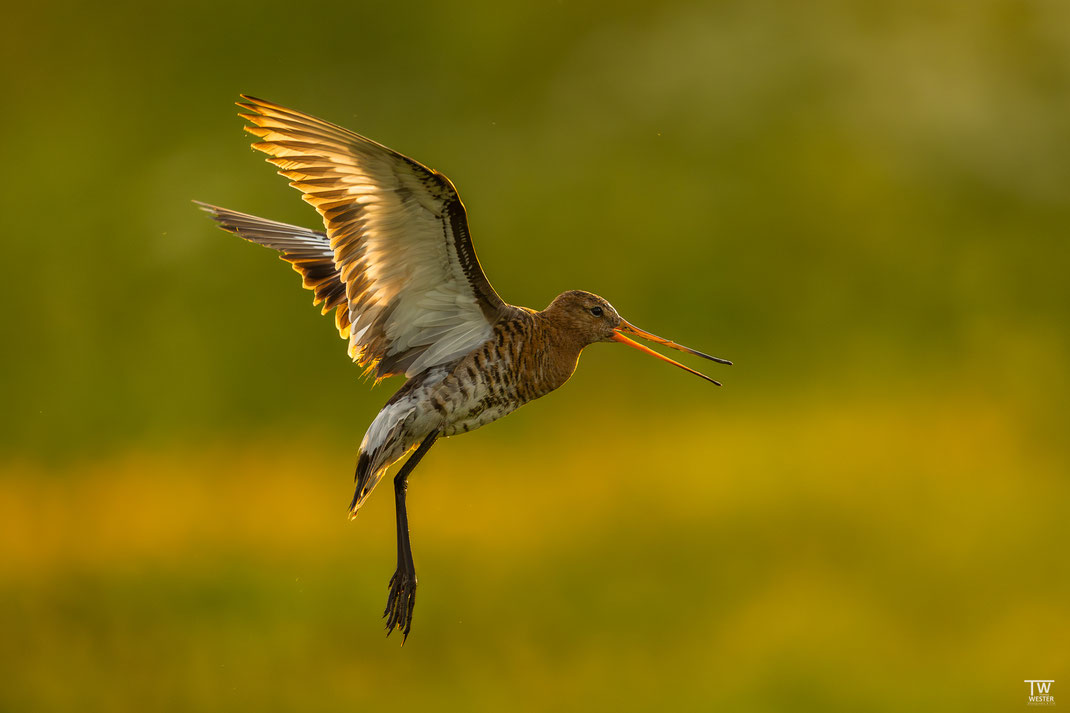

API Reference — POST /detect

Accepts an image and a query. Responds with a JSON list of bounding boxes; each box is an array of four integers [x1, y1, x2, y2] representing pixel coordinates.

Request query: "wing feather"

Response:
[[194, 202, 352, 337], [236, 96, 514, 378]]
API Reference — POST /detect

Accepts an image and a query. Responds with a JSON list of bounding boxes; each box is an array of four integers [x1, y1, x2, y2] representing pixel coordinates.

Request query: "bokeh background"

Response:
[[2, 0, 1068, 710]]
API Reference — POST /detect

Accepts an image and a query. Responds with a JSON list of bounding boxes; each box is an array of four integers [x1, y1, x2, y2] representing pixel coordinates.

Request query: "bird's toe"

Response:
[[383, 569, 418, 643]]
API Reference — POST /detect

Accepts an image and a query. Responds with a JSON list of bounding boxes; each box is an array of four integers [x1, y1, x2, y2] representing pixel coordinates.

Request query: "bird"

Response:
[[196, 95, 730, 642]]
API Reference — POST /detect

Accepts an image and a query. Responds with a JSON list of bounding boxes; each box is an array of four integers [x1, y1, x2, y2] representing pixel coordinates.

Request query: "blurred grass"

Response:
[[2, 392, 1067, 711], [2, 0, 1069, 709]]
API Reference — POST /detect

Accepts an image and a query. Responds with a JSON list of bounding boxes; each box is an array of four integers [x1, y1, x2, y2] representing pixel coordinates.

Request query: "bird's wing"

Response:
[[194, 202, 352, 337], [238, 95, 513, 379]]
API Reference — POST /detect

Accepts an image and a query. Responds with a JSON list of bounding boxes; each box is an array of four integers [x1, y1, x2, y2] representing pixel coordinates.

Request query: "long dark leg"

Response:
[[384, 430, 439, 642]]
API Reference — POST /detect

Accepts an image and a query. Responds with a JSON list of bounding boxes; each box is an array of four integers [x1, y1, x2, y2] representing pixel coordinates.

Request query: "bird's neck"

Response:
[[530, 311, 588, 394]]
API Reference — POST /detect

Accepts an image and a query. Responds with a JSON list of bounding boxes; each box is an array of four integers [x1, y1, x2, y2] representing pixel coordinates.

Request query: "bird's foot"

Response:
[[383, 568, 417, 643]]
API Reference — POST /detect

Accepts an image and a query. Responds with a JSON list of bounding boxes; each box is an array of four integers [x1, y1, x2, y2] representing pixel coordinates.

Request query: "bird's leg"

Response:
[[384, 430, 439, 643]]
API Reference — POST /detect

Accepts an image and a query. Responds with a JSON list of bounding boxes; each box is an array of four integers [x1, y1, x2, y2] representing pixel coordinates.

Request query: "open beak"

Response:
[[611, 320, 732, 386]]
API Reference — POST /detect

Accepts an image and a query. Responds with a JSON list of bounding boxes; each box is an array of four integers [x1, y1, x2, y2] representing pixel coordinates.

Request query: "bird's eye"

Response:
[[590, 306, 604, 317]]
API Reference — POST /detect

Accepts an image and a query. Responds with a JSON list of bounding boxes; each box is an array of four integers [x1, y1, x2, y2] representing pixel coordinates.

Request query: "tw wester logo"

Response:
[[1025, 680, 1055, 706]]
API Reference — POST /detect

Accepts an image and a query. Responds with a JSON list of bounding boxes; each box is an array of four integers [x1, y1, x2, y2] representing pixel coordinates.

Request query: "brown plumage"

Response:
[[197, 96, 730, 642]]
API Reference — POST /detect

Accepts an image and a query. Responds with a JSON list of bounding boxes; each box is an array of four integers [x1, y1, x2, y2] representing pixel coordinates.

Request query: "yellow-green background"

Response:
[[3, 1, 1067, 710]]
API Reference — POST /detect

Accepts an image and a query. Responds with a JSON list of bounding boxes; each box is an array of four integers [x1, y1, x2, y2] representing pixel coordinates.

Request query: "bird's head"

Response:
[[543, 290, 732, 385], [544, 290, 623, 341]]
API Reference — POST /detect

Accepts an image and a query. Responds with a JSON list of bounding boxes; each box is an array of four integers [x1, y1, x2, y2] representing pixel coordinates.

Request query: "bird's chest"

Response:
[[435, 335, 573, 436], [434, 349, 522, 436]]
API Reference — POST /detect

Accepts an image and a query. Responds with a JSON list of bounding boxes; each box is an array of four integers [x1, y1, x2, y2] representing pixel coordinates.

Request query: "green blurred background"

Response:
[[2, 0, 1068, 710]]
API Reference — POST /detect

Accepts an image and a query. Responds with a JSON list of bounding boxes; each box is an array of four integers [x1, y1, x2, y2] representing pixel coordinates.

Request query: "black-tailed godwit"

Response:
[[197, 96, 730, 641]]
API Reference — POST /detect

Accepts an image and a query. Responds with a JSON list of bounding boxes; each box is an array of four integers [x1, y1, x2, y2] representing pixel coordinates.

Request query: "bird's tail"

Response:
[[348, 399, 420, 518], [349, 443, 409, 518], [349, 451, 378, 516]]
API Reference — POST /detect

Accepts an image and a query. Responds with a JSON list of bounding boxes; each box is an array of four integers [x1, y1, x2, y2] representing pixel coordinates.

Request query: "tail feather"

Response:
[[349, 451, 374, 514], [347, 379, 432, 517], [349, 423, 413, 518], [348, 443, 406, 518]]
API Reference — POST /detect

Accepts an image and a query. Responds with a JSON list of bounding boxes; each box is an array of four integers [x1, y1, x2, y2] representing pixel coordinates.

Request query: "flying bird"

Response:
[[196, 96, 730, 642]]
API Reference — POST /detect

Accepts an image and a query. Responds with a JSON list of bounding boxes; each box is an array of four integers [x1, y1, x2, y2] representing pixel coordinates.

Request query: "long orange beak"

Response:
[[611, 320, 731, 386]]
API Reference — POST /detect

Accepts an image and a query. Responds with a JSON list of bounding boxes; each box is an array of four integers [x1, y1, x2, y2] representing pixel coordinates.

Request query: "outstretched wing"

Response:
[[195, 202, 352, 337], [237, 95, 514, 379]]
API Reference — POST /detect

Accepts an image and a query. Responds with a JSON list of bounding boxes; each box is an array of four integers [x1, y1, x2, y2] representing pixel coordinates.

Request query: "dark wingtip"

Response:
[[191, 201, 239, 236]]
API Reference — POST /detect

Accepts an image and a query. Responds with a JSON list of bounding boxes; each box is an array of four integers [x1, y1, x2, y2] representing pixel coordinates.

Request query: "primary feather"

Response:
[[234, 95, 516, 379]]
